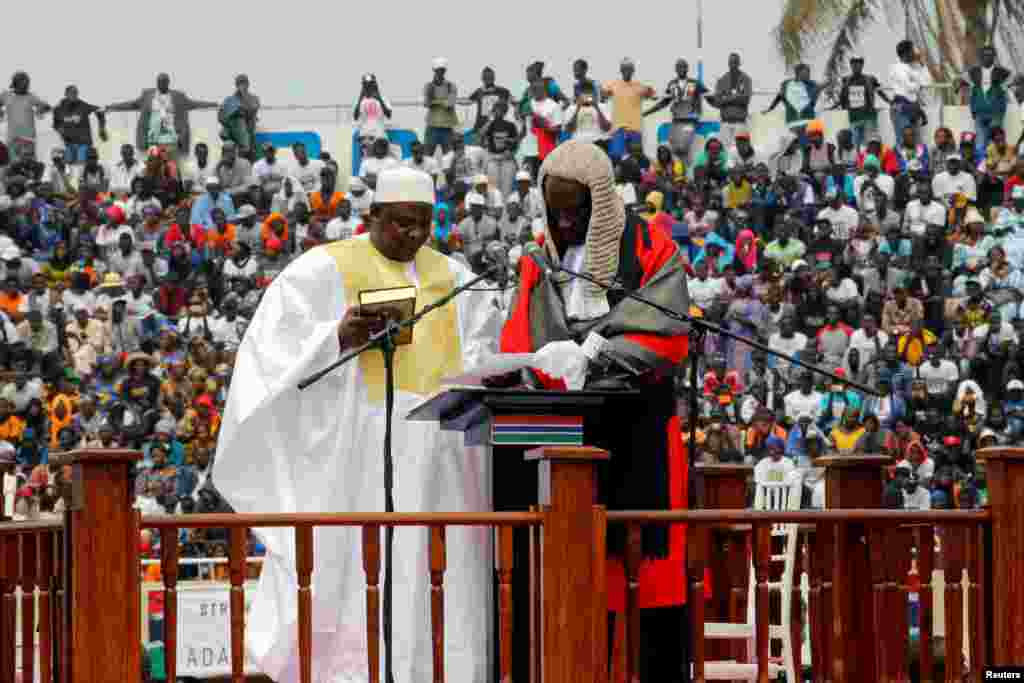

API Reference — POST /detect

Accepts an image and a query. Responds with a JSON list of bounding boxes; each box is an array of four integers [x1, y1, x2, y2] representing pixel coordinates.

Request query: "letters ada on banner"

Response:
[[151, 586, 255, 677]]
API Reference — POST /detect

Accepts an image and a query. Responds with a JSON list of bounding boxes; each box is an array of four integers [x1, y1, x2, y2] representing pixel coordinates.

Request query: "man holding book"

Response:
[[214, 167, 502, 682]]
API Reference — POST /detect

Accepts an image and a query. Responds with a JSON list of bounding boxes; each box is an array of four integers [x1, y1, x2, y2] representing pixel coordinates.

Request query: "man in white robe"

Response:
[[215, 167, 502, 683]]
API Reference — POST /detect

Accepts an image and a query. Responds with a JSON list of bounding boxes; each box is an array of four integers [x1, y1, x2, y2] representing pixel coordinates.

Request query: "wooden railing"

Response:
[[0, 519, 66, 683], [141, 512, 540, 683], [13, 446, 1024, 683], [609, 509, 989, 682]]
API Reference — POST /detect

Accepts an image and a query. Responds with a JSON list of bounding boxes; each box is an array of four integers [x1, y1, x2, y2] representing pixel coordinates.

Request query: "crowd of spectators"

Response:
[[1, 39, 1022, 571]]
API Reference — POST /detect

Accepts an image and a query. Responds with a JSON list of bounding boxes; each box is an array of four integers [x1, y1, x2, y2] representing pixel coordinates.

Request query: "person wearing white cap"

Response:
[[471, 173, 504, 219], [423, 57, 459, 156], [511, 168, 545, 222], [601, 57, 657, 158], [232, 204, 262, 252], [0, 245, 40, 287], [347, 176, 375, 219], [44, 146, 77, 198], [932, 151, 978, 203], [458, 190, 500, 271], [190, 174, 237, 229], [354, 73, 393, 142], [215, 165, 500, 683]]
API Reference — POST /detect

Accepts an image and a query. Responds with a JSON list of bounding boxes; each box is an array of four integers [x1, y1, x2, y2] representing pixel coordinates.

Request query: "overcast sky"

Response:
[[12, 0, 901, 110]]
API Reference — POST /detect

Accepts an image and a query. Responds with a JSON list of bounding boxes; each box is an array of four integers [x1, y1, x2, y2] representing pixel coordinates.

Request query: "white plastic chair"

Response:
[[700, 471, 803, 681]]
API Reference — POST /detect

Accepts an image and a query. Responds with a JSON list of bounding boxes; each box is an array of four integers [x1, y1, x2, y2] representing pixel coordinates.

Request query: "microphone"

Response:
[[483, 241, 509, 289], [523, 241, 555, 277]]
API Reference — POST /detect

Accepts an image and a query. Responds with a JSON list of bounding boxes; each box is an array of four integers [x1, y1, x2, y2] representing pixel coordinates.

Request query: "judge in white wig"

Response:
[[215, 166, 502, 683]]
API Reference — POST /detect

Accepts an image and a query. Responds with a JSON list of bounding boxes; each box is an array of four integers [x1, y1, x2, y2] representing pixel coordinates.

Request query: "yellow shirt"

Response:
[[602, 79, 656, 132], [725, 180, 753, 209]]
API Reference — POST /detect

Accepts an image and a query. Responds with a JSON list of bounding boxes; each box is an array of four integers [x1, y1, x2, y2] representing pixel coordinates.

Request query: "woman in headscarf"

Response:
[[640, 191, 675, 240], [430, 201, 455, 254], [499, 140, 692, 679], [693, 231, 735, 273], [734, 228, 758, 276]]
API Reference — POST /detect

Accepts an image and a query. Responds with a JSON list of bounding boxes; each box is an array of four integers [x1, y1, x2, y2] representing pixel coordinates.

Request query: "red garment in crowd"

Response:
[[856, 146, 900, 175], [158, 284, 188, 318], [533, 126, 559, 160], [703, 369, 742, 398]]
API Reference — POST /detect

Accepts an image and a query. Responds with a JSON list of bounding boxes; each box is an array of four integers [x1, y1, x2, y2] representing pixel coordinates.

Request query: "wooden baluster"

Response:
[[687, 523, 708, 683], [917, 525, 935, 683], [591, 507, 607, 683], [976, 521, 991, 679], [160, 527, 180, 683], [942, 525, 966, 682], [816, 521, 834, 683], [790, 534, 803, 680], [624, 523, 642, 683], [228, 527, 247, 683], [363, 525, 381, 683], [831, 522, 848, 683], [429, 526, 447, 683], [2, 533, 18, 683], [868, 527, 889, 683], [20, 532, 37, 683], [529, 506, 542, 683], [497, 525, 515, 683], [890, 527, 913, 683], [802, 528, 822, 683], [296, 525, 314, 683], [54, 527, 67, 683], [37, 530, 53, 683], [966, 524, 987, 682], [753, 522, 771, 683]]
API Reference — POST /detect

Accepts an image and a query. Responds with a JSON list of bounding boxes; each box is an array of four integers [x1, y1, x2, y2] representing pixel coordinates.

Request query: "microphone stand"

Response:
[[544, 261, 881, 469], [297, 261, 504, 683]]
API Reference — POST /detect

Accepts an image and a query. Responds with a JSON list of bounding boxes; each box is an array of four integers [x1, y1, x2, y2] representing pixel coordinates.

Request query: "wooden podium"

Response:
[[408, 387, 646, 683]]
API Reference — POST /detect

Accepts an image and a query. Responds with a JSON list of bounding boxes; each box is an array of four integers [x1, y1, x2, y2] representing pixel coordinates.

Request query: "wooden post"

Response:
[[526, 445, 608, 683], [695, 463, 752, 666], [976, 447, 1024, 666], [52, 449, 141, 683], [694, 463, 751, 509], [814, 454, 890, 683]]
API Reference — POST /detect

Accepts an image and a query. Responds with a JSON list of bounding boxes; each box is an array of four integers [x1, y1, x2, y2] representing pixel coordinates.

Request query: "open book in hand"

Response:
[[358, 286, 417, 346]]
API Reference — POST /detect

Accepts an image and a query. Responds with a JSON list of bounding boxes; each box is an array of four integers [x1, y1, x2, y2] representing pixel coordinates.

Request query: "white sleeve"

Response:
[[213, 247, 352, 560]]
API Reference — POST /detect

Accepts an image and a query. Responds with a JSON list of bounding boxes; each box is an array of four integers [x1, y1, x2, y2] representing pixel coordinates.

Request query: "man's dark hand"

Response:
[[337, 306, 401, 351]]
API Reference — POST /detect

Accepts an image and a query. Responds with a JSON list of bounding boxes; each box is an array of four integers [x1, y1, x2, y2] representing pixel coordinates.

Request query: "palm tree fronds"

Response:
[[774, 0, 866, 68], [821, 0, 878, 85]]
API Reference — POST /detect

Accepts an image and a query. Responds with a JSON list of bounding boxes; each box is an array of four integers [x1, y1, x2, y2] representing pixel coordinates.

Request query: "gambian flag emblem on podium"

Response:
[[491, 415, 584, 446]]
